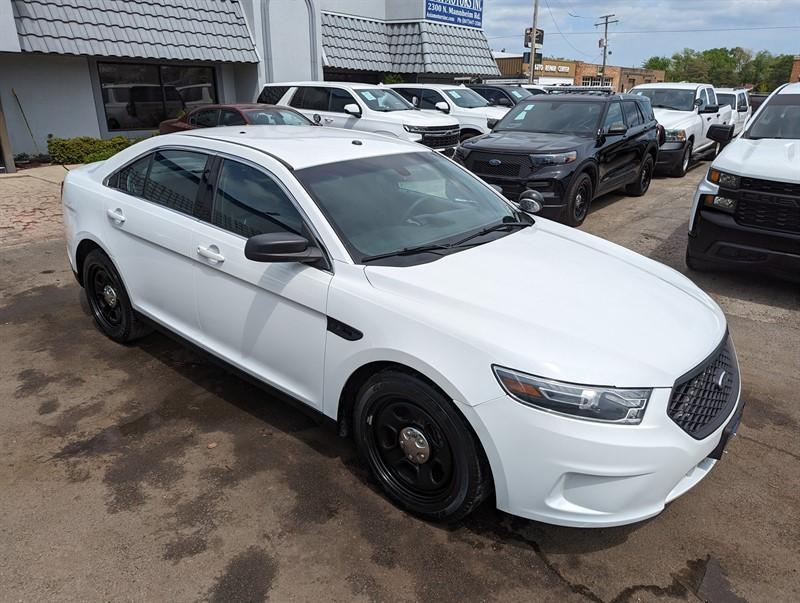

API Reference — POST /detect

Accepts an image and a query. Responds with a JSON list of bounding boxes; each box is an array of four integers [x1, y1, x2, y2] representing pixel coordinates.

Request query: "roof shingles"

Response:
[[12, 0, 258, 63]]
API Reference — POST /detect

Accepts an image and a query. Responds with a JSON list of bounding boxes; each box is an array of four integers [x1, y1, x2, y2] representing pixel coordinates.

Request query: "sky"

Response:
[[482, 0, 800, 67]]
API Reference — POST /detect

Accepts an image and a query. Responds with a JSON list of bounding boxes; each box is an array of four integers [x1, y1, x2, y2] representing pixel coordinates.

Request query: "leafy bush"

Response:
[[47, 135, 147, 164]]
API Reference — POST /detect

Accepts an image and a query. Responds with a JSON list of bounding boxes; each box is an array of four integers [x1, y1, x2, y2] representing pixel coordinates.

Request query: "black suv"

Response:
[[468, 84, 543, 107], [455, 93, 660, 226]]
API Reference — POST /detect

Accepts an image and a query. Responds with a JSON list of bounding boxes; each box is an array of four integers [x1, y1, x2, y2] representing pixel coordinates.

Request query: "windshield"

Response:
[[745, 94, 800, 140], [444, 88, 489, 108], [295, 152, 523, 263], [632, 88, 696, 111], [245, 109, 311, 125], [716, 93, 736, 109], [495, 100, 604, 136], [356, 88, 413, 112], [509, 88, 533, 101]]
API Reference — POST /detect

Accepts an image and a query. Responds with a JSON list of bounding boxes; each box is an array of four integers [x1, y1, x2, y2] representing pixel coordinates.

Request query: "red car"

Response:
[[159, 103, 313, 134]]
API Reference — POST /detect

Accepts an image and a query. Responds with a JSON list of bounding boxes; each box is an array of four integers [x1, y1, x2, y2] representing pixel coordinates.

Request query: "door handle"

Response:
[[106, 208, 126, 224], [197, 245, 225, 263]]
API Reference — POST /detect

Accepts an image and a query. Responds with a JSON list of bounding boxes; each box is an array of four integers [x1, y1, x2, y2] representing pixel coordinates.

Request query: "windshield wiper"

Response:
[[449, 220, 531, 248], [361, 243, 451, 263]]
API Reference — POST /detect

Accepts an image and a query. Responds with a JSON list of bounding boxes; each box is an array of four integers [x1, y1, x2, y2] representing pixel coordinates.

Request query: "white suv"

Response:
[[388, 83, 510, 140], [62, 125, 742, 527], [258, 81, 460, 151]]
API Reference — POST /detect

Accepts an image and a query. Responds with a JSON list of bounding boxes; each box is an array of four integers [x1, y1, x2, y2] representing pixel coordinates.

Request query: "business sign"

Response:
[[425, 0, 483, 28]]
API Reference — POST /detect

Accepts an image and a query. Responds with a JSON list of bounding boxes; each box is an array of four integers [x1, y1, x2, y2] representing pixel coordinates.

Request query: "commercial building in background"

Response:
[[791, 56, 800, 83], [0, 0, 498, 157], [492, 53, 664, 90]]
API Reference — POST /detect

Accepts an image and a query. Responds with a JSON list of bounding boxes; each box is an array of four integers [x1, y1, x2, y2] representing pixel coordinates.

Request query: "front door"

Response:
[[596, 101, 631, 193], [191, 154, 332, 408]]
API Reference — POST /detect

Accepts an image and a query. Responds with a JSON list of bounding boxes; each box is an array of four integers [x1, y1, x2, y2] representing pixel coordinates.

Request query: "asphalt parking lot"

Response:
[[1, 162, 798, 602]]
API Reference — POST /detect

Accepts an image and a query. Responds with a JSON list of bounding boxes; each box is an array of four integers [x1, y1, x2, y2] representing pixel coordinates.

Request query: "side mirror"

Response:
[[517, 190, 543, 214], [606, 122, 627, 136], [737, 105, 748, 112], [707, 123, 735, 145], [434, 101, 450, 113], [312, 113, 322, 124], [244, 232, 323, 263], [344, 103, 361, 117], [701, 104, 720, 114], [694, 98, 703, 108]]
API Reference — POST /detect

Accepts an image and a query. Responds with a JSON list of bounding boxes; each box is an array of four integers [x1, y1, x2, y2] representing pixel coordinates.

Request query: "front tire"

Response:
[[564, 172, 593, 227], [671, 140, 693, 177], [82, 249, 151, 343], [353, 370, 491, 522], [625, 155, 654, 196]]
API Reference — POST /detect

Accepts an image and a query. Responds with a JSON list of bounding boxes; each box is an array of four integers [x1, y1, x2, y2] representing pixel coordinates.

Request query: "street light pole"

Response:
[[528, 0, 539, 84]]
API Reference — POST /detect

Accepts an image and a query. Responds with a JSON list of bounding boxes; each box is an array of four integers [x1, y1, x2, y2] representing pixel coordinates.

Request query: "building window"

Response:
[[581, 76, 613, 87], [98, 62, 217, 131]]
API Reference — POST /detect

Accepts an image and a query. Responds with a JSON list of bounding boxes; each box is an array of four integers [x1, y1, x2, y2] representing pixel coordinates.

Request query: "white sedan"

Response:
[[62, 126, 743, 527]]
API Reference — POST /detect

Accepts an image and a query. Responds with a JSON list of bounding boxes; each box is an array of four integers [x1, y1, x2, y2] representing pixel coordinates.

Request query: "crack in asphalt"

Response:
[[737, 433, 800, 462]]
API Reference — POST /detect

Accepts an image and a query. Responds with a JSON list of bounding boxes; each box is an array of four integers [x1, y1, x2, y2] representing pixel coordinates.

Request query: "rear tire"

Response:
[[82, 249, 152, 343], [670, 140, 693, 178], [564, 172, 593, 227], [353, 369, 491, 522], [625, 155, 654, 197]]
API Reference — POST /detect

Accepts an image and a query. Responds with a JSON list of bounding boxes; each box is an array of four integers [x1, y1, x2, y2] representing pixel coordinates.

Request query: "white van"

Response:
[[257, 82, 460, 151], [388, 83, 510, 140]]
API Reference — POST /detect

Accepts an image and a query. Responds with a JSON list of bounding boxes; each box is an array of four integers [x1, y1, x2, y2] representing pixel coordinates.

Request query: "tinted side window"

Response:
[[190, 108, 219, 127], [329, 88, 357, 112], [707, 88, 717, 105], [289, 87, 305, 108], [738, 92, 747, 109], [220, 109, 246, 126], [603, 102, 624, 129], [623, 101, 643, 127], [394, 88, 418, 105], [213, 160, 305, 238], [298, 87, 330, 111], [258, 85, 290, 104], [113, 154, 151, 196], [420, 89, 444, 109], [143, 150, 208, 215], [638, 99, 655, 122]]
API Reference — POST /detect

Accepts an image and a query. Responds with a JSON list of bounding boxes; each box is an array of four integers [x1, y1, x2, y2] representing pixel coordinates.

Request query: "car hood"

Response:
[[364, 220, 727, 388], [376, 110, 458, 128], [464, 130, 592, 153], [653, 108, 695, 130], [713, 137, 800, 184]]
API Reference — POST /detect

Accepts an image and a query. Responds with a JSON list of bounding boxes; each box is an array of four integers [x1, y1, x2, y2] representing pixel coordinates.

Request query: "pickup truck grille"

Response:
[[667, 336, 739, 440], [417, 126, 460, 149], [740, 177, 800, 197], [728, 177, 800, 234]]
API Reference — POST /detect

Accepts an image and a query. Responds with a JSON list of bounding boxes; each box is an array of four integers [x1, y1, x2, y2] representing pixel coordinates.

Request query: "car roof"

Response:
[[261, 81, 381, 90], [777, 82, 800, 95], [193, 103, 288, 111], [172, 125, 426, 170], [715, 88, 747, 93], [515, 93, 639, 102], [388, 83, 467, 89], [632, 82, 706, 90]]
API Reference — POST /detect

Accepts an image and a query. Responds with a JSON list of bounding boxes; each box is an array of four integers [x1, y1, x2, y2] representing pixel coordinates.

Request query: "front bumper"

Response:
[[655, 141, 686, 172], [459, 387, 742, 527], [464, 169, 574, 222]]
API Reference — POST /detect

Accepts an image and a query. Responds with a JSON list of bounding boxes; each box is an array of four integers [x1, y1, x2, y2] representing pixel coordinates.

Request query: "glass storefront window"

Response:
[[98, 62, 216, 131]]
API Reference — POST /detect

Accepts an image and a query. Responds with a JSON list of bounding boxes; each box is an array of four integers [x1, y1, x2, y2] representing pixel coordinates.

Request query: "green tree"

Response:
[[643, 56, 671, 71]]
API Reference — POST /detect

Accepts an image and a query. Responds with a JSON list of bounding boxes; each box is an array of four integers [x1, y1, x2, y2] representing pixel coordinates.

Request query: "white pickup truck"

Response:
[[630, 82, 732, 177], [715, 88, 752, 135]]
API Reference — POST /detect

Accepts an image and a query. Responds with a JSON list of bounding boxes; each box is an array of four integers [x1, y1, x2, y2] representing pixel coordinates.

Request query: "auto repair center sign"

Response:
[[426, 0, 483, 28]]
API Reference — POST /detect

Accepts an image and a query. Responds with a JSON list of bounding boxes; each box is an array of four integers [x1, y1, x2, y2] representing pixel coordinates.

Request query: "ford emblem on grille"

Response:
[[488, 159, 502, 166]]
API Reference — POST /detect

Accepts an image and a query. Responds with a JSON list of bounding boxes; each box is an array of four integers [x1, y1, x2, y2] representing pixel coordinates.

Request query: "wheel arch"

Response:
[[459, 127, 483, 140], [575, 161, 598, 194], [75, 236, 112, 286]]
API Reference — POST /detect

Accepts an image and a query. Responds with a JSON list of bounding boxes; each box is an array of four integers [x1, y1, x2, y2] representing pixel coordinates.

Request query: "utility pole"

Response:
[[595, 13, 619, 84], [528, 0, 539, 84]]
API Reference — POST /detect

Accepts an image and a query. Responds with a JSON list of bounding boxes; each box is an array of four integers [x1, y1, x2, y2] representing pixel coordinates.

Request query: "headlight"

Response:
[[707, 168, 740, 188], [493, 366, 651, 424], [403, 124, 427, 133], [701, 193, 737, 213], [529, 151, 577, 166], [487, 118, 499, 129], [665, 129, 686, 142]]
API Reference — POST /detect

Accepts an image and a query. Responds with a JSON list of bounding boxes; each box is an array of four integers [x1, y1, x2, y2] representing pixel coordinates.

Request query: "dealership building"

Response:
[[0, 0, 498, 159]]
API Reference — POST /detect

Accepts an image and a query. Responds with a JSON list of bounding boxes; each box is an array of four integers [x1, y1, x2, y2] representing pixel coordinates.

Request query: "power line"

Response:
[[486, 24, 800, 40], [543, 0, 596, 57]]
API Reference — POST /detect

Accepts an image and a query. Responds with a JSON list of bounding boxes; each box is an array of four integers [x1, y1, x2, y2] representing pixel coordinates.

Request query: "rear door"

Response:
[[289, 86, 332, 125], [619, 100, 648, 182], [102, 148, 210, 339]]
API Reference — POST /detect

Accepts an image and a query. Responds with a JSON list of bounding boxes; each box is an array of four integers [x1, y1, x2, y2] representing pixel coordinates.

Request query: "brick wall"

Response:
[[572, 62, 665, 91], [791, 56, 800, 83]]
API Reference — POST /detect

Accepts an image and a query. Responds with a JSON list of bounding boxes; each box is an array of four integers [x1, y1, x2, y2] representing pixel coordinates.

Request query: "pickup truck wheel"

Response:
[[671, 140, 693, 178], [353, 370, 491, 522], [564, 173, 593, 227], [625, 155, 654, 197], [82, 249, 152, 343]]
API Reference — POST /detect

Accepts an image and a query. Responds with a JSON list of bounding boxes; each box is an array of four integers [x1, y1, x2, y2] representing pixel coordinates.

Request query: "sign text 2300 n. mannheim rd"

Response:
[[426, 0, 483, 28]]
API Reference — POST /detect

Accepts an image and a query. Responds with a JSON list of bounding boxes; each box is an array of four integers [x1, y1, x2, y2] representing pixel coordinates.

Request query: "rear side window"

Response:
[[622, 101, 644, 127], [143, 150, 208, 216], [212, 160, 305, 238], [637, 98, 655, 122], [190, 108, 219, 127], [220, 109, 246, 126], [393, 88, 419, 105], [111, 154, 151, 196], [738, 92, 748, 109], [257, 85, 290, 104], [292, 86, 330, 111]]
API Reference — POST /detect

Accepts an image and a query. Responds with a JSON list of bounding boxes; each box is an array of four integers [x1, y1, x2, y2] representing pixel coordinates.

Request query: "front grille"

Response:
[[733, 194, 800, 234], [667, 337, 739, 440], [740, 177, 800, 197], [467, 152, 529, 178], [418, 127, 460, 149]]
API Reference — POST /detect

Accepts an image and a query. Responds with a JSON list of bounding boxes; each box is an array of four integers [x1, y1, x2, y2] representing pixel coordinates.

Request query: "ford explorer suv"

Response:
[[62, 125, 741, 527], [715, 88, 752, 135], [687, 82, 800, 282], [455, 93, 660, 226], [388, 83, 509, 140], [631, 83, 732, 177], [258, 82, 460, 152]]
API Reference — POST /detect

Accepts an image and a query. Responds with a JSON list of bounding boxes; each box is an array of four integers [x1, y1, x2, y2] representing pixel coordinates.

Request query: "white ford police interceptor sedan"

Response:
[[62, 126, 743, 527]]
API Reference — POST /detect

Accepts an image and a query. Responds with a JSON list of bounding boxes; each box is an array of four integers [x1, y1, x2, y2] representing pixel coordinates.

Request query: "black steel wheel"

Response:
[[626, 155, 655, 197], [353, 370, 491, 522], [565, 172, 593, 227], [82, 249, 151, 343], [671, 140, 693, 177]]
